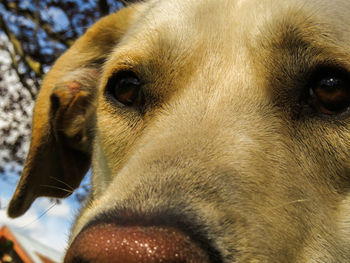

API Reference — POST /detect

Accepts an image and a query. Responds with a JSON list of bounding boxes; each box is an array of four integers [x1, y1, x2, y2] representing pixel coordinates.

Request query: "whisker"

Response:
[[40, 184, 74, 194], [49, 176, 75, 191], [19, 202, 57, 229]]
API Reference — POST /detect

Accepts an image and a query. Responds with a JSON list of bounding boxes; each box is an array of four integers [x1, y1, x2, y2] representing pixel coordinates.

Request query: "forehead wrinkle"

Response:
[[129, 0, 350, 58], [253, 0, 350, 52]]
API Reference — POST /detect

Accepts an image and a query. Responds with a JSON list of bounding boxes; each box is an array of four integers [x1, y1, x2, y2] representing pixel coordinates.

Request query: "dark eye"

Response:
[[105, 71, 144, 108], [307, 68, 350, 115]]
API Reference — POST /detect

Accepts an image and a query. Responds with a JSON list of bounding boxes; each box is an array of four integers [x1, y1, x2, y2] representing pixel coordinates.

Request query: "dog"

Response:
[[7, 0, 350, 262]]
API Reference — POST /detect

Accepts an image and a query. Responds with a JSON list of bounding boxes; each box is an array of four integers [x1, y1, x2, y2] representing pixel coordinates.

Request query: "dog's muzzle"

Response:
[[64, 223, 210, 262]]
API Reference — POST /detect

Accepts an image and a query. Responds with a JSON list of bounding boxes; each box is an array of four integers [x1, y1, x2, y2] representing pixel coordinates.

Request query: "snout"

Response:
[[64, 221, 213, 263]]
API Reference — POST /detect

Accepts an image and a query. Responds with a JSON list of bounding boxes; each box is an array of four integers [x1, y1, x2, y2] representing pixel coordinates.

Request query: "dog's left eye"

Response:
[[105, 71, 144, 108], [307, 69, 350, 115]]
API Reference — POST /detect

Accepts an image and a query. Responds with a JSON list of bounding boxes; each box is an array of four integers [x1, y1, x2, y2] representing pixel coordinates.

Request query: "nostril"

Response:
[[64, 223, 210, 263]]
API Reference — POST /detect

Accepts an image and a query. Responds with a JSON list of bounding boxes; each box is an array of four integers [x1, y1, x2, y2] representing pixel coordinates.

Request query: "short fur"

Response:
[[8, 0, 350, 262]]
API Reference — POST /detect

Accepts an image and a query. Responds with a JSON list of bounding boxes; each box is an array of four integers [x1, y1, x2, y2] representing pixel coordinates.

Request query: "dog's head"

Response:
[[7, 0, 350, 262]]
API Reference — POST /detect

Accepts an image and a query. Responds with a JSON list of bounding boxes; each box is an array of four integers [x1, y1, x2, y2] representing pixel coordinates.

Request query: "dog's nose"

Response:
[[64, 223, 210, 263]]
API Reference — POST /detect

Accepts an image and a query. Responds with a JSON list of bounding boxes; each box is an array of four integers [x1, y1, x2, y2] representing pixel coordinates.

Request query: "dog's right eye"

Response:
[[105, 71, 144, 108], [306, 67, 350, 115]]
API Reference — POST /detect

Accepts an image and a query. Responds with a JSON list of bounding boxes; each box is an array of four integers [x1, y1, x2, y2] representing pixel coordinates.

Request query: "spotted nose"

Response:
[[64, 223, 210, 263]]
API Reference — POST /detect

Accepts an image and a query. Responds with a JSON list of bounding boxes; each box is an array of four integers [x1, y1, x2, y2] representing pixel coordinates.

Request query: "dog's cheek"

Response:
[[94, 94, 145, 174]]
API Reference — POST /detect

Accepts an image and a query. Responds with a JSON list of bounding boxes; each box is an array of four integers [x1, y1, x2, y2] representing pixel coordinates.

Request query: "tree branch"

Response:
[[0, 17, 40, 98], [1, 2, 75, 47], [0, 14, 43, 76], [2, 43, 36, 99], [98, 0, 110, 16]]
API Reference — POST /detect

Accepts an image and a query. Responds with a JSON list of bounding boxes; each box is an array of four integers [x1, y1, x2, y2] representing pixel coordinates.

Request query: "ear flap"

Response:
[[7, 7, 136, 218]]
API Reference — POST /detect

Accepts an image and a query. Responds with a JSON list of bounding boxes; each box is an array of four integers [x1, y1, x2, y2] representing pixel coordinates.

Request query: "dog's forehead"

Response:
[[112, 0, 350, 82], [130, 0, 350, 45]]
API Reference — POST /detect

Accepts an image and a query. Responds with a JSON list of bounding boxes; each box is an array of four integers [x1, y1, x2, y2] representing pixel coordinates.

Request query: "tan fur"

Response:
[[7, 0, 350, 262]]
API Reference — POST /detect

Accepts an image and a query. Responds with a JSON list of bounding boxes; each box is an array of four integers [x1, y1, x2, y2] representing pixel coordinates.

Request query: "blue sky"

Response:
[[0, 174, 89, 253]]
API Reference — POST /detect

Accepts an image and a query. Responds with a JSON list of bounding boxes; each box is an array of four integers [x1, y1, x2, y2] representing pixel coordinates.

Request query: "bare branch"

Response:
[[98, 0, 110, 16], [5, 45, 36, 99], [1, 1, 75, 47], [0, 15, 43, 78]]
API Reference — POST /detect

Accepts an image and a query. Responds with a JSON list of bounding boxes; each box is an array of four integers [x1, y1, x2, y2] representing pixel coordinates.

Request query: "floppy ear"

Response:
[[7, 7, 136, 218]]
